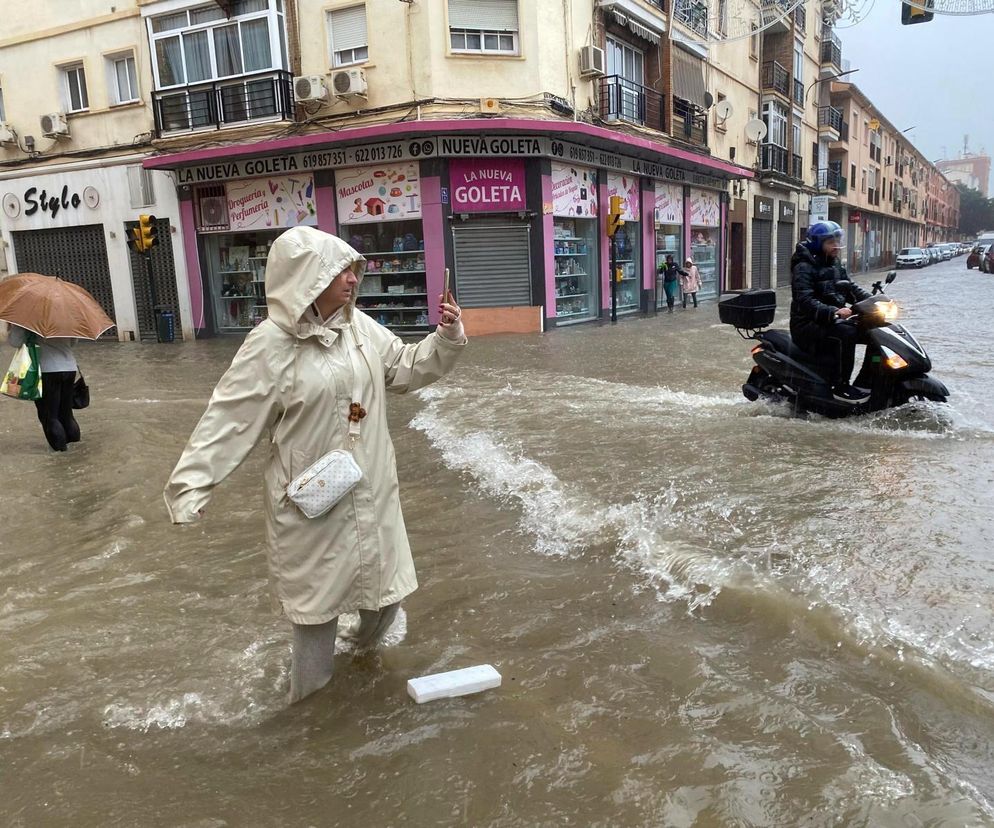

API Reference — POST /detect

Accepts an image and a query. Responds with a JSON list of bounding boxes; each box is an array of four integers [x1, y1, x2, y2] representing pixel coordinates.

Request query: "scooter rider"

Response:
[[789, 221, 873, 404]]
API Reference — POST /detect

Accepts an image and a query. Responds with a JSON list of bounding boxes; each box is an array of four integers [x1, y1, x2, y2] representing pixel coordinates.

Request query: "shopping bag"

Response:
[[72, 372, 90, 410], [1, 338, 42, 401]]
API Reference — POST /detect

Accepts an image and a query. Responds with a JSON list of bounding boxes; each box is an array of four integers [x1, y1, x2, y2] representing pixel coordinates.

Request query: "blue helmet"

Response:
[[805, 220, 844, 255]]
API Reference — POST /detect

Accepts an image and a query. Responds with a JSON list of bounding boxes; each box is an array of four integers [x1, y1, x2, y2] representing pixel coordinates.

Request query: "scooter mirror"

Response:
[[885, 271, 897, 284]]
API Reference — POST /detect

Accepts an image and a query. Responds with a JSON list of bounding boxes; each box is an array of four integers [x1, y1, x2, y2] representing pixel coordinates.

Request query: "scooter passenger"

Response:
[[789, 221, 873, 404]]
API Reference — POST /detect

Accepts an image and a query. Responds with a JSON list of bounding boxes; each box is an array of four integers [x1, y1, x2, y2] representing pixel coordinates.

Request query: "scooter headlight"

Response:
[[881, 345, 908, 370], [876, 300, 899, 322]]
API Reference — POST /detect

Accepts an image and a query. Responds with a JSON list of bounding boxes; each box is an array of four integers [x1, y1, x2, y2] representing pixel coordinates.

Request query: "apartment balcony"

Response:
[[760, 143, 789, 175], [761, 0, 793, 33], [818, 105, 844, 139], [672, 97, 708, 148], [599, 75, 666, 133], [793, 78, 805, 107], [829, 119, 849, 147], [673, 0, 708, 38], [821, 28, 842, 71], [152, 69, 294, 137], [761, 61, 790, 99], [817, 166, 847, 195]]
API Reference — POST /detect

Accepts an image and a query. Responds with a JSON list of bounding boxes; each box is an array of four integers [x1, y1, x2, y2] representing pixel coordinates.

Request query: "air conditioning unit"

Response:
[[41, 112, 69, 137], [293, 75, 327, 103], [0, 123, 15, 144], [332, 68, 367, 100], [579, 45, 606, 78], [199, 196, 228, 227]]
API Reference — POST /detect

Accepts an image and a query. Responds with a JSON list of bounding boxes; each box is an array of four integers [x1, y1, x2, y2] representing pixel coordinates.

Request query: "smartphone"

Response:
[[442, 268, 451, 304]]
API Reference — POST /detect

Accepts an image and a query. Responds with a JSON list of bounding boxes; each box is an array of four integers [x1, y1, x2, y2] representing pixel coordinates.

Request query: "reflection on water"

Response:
[[2, 265, 994, 826]]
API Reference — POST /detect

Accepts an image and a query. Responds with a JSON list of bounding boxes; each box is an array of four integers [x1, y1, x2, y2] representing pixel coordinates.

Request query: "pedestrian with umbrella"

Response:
[[0, 273, 114, 451]]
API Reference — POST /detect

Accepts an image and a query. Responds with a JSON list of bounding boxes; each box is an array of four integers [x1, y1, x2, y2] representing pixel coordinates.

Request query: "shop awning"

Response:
[[672, 48, 708, 109]]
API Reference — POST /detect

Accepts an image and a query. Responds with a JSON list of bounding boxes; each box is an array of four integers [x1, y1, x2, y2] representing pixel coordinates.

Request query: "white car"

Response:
[[896, 247, 928, 268]]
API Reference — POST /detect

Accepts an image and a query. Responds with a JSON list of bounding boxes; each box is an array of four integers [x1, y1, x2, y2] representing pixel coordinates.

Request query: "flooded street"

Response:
[[3, 260, 994, 826]]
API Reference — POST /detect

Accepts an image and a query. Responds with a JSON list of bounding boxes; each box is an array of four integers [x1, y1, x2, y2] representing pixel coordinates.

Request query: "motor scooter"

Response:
[[719, 271, 949, 418]]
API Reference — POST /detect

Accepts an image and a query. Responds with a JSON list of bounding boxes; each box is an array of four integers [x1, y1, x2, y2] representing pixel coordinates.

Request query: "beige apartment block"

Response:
[[0, 1, 194, 341], [825, 81, 959, 272]]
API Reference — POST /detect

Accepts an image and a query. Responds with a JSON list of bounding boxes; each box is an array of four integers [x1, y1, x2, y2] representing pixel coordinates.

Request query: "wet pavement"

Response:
[[2, 257, 994, 826]]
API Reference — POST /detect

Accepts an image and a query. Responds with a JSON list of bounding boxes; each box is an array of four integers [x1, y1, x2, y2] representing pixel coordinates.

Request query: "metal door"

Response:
[[751, 219, 772, 290], [11, 225, 117, 336], [776, 220, 796, 287], [452, 222, 532, 307], [125, 217, 183, 341]]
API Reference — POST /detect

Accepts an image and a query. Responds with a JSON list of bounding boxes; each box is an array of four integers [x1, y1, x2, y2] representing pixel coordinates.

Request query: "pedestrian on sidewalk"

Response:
[[164, 226, 467, 705], [660, 254, 685, 313], [680, 258, 702, 309], [6, 324, 80, 452]]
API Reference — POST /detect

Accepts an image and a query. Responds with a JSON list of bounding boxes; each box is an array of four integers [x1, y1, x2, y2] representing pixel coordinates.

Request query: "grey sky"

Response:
[[835, 0, 994, 191]]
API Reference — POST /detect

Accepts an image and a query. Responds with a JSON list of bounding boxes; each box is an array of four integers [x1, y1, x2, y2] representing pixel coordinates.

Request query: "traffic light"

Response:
[[607, 195, 625, 237], [138, 214, 159, 252], [901, 0, 933, 24]]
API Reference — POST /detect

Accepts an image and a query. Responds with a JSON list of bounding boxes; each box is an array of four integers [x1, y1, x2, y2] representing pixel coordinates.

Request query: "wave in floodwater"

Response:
[[412, 378, 994, 686]]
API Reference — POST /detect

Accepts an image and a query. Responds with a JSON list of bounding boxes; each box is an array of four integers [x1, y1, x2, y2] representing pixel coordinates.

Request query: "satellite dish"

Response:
[[745, 119, 768, 143], [703, 91, 715, 109], [715, 100, 734, 121]]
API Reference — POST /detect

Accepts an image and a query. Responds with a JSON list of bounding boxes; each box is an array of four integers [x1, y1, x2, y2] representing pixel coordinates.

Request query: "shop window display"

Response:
[[554, 218, 598, 322], [690, 228, 718, 298], [612, 223, 640, 313], [205, 231, 282, 332], [346, 219, 429, 331]]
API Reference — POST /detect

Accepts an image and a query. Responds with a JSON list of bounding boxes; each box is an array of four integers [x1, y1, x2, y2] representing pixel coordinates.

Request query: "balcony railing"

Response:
[[793, 79, 805, 106], [792, 153, 803, 180], [817, 166, 846, 194], [673, 97, 708, 147], [760, 0, 793, 27], [153, 69, 294, 136], [821, 28, 842, 68], [673, 0, 709, 36], [818, 105, 844, 132], [761, 61, 790, 97], [599, 75, 666, 132], [760, 143, 789, 175]]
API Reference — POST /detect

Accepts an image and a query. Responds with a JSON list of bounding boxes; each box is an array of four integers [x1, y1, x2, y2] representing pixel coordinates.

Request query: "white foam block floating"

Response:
[[407, 664, 502, 704]]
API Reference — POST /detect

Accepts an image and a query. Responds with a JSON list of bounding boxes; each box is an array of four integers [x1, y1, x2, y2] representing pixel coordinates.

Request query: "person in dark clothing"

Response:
[[789, 221, 873, 404], [660, 255, 686, 313]]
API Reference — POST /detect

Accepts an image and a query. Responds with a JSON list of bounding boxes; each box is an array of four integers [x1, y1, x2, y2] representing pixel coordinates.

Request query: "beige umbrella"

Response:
[[0, 273, 115, 339]]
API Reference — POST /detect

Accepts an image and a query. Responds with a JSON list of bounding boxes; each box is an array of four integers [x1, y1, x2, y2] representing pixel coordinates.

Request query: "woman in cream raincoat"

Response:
[[164, 226, 466, 703]]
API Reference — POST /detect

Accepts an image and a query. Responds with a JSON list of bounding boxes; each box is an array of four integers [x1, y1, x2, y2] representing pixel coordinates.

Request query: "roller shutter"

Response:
[[452, 222, 532, 307], [776, 220, 796, 287], [11, 225, 117, 337], [751, 218, 772, 290]]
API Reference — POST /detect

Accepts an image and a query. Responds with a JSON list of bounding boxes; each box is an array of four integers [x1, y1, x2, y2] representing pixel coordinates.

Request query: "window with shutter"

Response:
[[329, 5, 368, 67], [448, 0, 519, 55]]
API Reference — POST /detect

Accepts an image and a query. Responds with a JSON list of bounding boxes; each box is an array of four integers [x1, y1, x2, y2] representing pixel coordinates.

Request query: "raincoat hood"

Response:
[[264, 227, 366, 334]]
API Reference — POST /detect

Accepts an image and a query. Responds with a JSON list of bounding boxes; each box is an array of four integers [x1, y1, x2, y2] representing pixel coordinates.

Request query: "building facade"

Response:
[[937, 150, 991, 198]]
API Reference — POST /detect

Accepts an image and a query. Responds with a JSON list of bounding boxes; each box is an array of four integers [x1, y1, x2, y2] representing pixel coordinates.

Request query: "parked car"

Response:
[[966, 244, 987, 269], [980, 244, 994, 273], [926, 247, 941, 265], [896, 247, 929, 268], [944, 243, 960, 258]]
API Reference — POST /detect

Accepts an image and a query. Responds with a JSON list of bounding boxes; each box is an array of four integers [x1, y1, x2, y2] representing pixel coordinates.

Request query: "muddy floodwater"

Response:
[[2, 260, 994, 826]]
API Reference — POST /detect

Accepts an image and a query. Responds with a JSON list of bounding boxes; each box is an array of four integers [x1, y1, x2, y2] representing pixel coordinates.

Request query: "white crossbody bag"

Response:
[[284, 325, 369, 519]]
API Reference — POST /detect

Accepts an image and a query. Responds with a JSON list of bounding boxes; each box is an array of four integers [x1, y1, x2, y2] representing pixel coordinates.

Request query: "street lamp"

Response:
[[805, 68, 859, 103]]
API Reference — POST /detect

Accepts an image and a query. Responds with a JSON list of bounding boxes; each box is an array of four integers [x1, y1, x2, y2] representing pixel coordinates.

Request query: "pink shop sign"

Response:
[[449, 158, 526, 213]]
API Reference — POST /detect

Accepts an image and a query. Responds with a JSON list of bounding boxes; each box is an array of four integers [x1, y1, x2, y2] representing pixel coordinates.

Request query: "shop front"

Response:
[[605, 173, 642, 316], [0, 159, 190, 341], [550, 162, 600, 324], [689, 188, 722, 298], [149, 120, 750, 336]]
